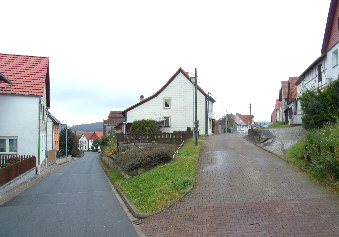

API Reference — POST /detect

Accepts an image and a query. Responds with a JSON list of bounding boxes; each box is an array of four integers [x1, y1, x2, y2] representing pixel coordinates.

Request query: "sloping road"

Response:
[[0, 152, 138, 237], [141, 134, 339, 236]]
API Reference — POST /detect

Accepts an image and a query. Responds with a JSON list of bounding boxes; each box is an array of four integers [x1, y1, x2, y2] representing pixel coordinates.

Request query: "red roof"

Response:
[[123, 67, 215, 113], [235, 113, 253, 126], [0, 53, 50, 106], [94, 131, 103, 139], [83, 132, 93, 140]]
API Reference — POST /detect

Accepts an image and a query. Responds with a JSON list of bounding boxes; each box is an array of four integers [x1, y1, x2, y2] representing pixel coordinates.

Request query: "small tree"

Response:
[[59, 127, 79, 157], [130, 119, 160, 134], [91, 139, 100, 152]]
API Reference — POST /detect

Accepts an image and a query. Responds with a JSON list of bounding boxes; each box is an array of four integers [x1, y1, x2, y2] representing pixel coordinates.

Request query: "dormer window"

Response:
[[164, 98, 171, 109]]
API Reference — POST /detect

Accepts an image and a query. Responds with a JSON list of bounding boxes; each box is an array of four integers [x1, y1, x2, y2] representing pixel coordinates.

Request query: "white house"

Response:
[[234, 113, 253, 134], [78, 133, 92, 151], [295, 0, 339, 124], [123, 68, 215, 135], [78, 132, 103, 151], [0, 53, 50, 174]]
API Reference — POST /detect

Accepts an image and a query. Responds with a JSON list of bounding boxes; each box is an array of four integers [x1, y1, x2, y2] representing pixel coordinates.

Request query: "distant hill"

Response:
[[70, 122, 103, 133]]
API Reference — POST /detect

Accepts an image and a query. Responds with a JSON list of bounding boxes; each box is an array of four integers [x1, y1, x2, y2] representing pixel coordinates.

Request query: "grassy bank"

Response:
[[268, 122, 290, 129], [285, 123, 339, 194], [105, 139, 201, 213]]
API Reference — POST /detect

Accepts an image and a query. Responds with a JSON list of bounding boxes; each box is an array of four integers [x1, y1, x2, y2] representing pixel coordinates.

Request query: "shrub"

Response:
[[115, 144, 178, 174], [300, 79, 339, 130], [100, 136, 110, 147], [186, 127, 192, 132], [303, 122, 339, 178], [130, 119, 160, 134], [101, 136, 117, 157]]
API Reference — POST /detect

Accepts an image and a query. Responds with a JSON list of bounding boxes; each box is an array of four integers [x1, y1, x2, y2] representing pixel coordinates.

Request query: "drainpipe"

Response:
[[38, 97, 41, 175]]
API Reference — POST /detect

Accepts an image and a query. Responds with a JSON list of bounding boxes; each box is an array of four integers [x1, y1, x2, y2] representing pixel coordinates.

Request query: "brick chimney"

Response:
[[140, 95, 144, 101]]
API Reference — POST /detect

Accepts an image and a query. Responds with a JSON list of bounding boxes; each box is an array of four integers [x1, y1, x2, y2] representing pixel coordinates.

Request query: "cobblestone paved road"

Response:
[[141, 134, 339, 236]]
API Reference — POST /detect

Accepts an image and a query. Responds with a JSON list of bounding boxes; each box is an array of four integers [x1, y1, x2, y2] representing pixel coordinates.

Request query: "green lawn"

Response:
[[105, 138, 201, 213]]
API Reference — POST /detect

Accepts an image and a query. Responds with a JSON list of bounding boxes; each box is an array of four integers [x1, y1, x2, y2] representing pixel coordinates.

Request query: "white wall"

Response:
[[47, 117, 53, 151], [0, 94, 39, 158], [296, 42, 339, 120], [126, 72, 213, 135]]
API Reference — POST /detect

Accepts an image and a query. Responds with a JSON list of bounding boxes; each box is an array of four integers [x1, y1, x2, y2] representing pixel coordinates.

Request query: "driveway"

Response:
[[0, 152, 138, 237], [141, 134, 339, 236]]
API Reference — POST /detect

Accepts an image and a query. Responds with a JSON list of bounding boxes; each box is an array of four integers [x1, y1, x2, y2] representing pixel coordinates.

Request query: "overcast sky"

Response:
[[1, 0, 332, 125]]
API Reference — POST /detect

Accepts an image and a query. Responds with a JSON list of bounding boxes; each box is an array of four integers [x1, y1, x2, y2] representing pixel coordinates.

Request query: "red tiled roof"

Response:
[[235, 113, 253, 126], [123, 68, 215, 113], [94, 131, 103, 139], [321, 0, 339, 55], [0, 53, 50, 106], [83, 132, 93, 140]]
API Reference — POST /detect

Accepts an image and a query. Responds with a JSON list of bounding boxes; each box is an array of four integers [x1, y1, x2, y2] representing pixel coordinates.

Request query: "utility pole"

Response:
[[225, 110, 228, 133], [65, 125, 68, 157], [249, 103, 252, 128], [194, 68, 198, 146]]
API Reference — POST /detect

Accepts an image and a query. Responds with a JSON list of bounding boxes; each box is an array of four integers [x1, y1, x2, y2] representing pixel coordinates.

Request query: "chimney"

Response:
[[140, 95, 144, 101]]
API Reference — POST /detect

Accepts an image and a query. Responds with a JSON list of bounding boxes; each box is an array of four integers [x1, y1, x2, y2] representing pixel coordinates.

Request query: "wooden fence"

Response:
[[0, 155, 36, 186], [116, 132, 193, 145]]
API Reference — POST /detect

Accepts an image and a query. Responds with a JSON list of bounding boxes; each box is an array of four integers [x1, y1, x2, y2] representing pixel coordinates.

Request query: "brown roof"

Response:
[[0, 53, 50, 107], [288, 77, 298, 104], [281, 81, 289, 99], [104, 111, 125, 125], [274, 99, 280, 110], [123, 68, 215, 114]]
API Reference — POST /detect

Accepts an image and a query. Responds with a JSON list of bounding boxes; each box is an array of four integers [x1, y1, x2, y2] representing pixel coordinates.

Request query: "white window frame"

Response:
[[163, 97, 171, 109], [332, 49, 338, 68], [163, 116, 171, 127], [0, 137, 18, 154]]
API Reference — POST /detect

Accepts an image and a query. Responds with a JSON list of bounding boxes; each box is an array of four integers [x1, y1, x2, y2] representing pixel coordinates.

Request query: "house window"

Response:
[[9, 139, 17, 152], [0, 139, 6, 152], [333, 49, 338, 67], [164, 117, 170, 127], [164, 98, 171, 109], [0, 137, 18, 153]]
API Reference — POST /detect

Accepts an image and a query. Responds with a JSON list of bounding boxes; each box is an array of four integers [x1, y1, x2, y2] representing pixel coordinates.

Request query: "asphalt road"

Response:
[[0, 152, 138, 237]]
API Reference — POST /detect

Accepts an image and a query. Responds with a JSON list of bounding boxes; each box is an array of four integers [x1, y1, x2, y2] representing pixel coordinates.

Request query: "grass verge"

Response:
[[105, 138, 201, 213], [285, 137, 339, 194], [267, 122, 290, 129]]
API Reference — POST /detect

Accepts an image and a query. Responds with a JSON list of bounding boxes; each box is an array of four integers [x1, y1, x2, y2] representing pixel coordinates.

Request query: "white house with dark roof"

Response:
[[123, 68, 215, 135], [0, 53, 50, 173], [295, 0, 339, 123]]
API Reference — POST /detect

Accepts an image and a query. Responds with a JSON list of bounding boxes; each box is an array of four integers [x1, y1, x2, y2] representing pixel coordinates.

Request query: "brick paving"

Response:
[[141, 134, 339, 236]]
